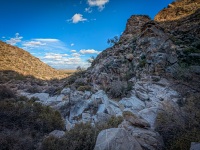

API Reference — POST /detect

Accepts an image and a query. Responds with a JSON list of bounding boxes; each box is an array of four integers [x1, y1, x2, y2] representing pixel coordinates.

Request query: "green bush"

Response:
[[41, 116, 123, 150], [109, 81, 131, 98], [156, 94, 200, 150], [77, 85, 91, 91], [0, 85, 15, 100], [109, 81, 126, 98], [138, 59, 146, 68], [0, 96, 65, 150], [0, 130, 34, 150]]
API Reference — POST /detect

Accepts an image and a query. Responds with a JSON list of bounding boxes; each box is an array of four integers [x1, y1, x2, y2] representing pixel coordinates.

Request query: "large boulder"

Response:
[[119, 96, 145, 113], [130, 127, 164, 150], [138, 107, 159, 129], [94, 128, 142, 150], [119, 121, 164, 150], [91, 90, 109, 107], [190, 142, 200, 150], [49, 130, 65, 138], [69, 100, 89, 122]]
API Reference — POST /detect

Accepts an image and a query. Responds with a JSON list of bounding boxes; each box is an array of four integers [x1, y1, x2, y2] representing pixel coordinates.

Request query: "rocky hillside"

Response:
[[0, 41, 68, 80], [1, 1, 200, 150], [154, 0, 200, 22]]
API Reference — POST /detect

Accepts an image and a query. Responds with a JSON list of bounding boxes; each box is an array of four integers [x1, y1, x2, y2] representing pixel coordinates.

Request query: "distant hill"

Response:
[[0, 41, 69, 80]]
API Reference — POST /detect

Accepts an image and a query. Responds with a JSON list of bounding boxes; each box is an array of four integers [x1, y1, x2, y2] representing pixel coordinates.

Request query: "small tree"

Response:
[[107, 36, 119, 46], [87, 56, 95, 64], [76, 66, 85, 72]]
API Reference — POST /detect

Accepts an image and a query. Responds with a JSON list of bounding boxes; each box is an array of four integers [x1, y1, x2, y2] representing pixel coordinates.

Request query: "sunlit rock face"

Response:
[[154, 0, 200, 22]]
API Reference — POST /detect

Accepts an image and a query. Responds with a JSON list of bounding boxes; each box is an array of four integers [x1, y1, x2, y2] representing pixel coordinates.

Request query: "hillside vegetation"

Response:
[[0, 41, 70, 80], [155, 0, 200, 21]]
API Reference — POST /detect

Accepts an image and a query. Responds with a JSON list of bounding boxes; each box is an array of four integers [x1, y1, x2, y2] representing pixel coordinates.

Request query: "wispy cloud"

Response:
[[72, 53, 81, 57], [80, 49, 100, 54], [44, 53, 68, 60], [87, 0, 109, 11], [22, 41, 46, 48], [70, 43, 74, 46], [85, 7, 93, 13], [6, 33, 23, 45], [34, 38, 59, 42], [70, 50, 77, 53], [22, 38, 68, 52], [67, 13, 87, 23], [40, 52, 89, 69]]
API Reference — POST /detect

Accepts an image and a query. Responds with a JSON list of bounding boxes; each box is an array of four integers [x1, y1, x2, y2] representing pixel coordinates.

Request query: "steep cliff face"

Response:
[[85, 15, 181, 97], [82, 1, 200, 97]]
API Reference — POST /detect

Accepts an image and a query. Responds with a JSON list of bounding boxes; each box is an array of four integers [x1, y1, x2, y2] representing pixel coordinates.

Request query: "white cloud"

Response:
[[87, 0, 109, 11], [6, 33, 23, 45], [40, 52, 90, 69], [80, 49, 100, 54], [72, 53, 81, 57], [68, 13, 87, 23], [44, 53, 68, 60], [71, 43, 74, 46], [70, 50, 77, 53], [34, 38, 59, 42], [2, 36, 5, 39], [85, 7, 93, 13], [23, 41, 46, 48], [22, 38, 68, 52]]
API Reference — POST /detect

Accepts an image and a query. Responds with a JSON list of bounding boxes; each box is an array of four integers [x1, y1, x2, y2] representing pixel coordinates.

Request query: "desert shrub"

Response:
[[138, 59, 146, 68], [45, 86, 58, 96], [42, 116, 123, 150], [156, 94, 200, 150], [123, 111, 137, 117], [0, 96, 65, 150], [26, 86, 41, 93], [42, 123, 96, 150], [173, 63, 192, 81], [74, 78, 86, 87], [0, 85, 15, 100], [192, 41, 200, 49], [0, 100, 65, 133], [106, 116, 123, 128], [123, 72, 135, 81], [65, 70, 86, 86], [77, 85, 91, 92], [183, 47, 200, 55], [0, 130, 34, 150], [109, 81, 128, 98]]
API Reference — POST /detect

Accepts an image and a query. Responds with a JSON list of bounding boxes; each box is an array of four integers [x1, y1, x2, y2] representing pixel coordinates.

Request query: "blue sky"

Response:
[[0, 0, 173, 69]]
